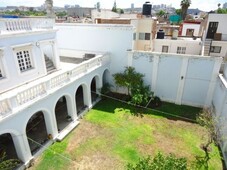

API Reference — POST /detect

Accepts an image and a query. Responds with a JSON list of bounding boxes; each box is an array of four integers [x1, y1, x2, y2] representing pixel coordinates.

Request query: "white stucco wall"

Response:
[[0, 31, 57, 93], [153, 39, 202, 55], [55, 23, 133, 85], [210, 41, 227, 58], [129, 52, 222, 107], [181, 23, 200, 36], [212, 74, 227, 164]]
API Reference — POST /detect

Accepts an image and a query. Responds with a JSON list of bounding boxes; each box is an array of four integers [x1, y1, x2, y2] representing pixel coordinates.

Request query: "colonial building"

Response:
[[1, 14, 227, 169]]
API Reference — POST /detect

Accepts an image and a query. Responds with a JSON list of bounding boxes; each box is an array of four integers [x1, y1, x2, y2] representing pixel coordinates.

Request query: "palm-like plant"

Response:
[[181, 0, 191, 20]]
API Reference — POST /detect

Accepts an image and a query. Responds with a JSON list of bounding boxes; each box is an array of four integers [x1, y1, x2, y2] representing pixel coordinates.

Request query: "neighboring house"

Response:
[[131, 18, 156, 51], [156, 23, 180, 36], [153, 37, 202, 55], [93, 15, 156, 51], [179, 21, 202, 37], [67, 7, 94, 18], [91, 9, 120, 23], [203, 14, 227, 58]]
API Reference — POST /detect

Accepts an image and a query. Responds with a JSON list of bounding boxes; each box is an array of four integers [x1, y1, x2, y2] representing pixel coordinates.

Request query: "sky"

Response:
[[0, 0, 226, 11]]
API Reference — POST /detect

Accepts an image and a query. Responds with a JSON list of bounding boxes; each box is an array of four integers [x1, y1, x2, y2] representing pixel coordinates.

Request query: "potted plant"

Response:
[[66, 115, 72, 121]]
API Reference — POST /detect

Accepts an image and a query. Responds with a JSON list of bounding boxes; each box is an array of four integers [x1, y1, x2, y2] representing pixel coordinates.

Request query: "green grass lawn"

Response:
[[31, 98, 222, 170]]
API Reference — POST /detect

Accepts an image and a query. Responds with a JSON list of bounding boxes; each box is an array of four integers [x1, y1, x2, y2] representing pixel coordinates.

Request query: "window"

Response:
[[177, 47, 186, 54], [210, 46, 221, 53], [133, 33, 136, 40], [186, 29, 194, 36], [0, 69, 2, 78], [139, 33, 150, 40], [145, 33, 150, 40], [162, 46, 169, 53], [0, 49, 4, 79], [16, 50, 32, 72]]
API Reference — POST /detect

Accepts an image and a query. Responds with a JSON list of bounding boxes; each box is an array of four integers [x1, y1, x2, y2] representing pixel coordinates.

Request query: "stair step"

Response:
[[46, 62, 53, 67], [44, 56, 56, 74], [47, 66, 55, 70]]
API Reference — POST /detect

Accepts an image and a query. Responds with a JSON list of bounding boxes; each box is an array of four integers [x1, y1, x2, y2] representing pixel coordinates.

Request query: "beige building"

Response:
[[131, 18, 156, 51]]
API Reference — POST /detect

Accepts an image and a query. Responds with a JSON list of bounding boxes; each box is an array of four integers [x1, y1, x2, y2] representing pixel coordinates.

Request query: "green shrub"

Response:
[[0, 152, 20, 170], [126, 152, 187, 170]]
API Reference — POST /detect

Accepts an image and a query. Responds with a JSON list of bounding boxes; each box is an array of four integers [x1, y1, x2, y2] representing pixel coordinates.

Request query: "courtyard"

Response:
[[29, 98, 222, 170]]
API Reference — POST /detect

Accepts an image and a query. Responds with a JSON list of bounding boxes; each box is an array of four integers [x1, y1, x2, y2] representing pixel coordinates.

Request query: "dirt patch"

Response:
[[68, 152, 123, 170], [66, 120, 103, 153]]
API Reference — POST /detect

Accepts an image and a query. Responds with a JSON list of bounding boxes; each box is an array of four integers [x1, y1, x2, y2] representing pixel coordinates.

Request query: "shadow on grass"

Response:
[[93, 94, 201, 123]]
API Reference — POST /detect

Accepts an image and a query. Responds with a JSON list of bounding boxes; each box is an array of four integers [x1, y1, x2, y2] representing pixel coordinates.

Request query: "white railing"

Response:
[[0, 100, 11, 118], [50, 72, 69, 89], [0, 18, 55, 33], [71, 64, 87, 77], [0, 54, 110, 120], [16, 83, 46, 105]]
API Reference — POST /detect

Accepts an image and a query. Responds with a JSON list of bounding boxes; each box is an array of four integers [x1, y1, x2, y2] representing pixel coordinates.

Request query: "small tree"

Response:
[[113, 67, 144, 96], [112, 0, 117, 12], [113, 67, 151, 107], [156, 10, 166, 17], [195, 108, 221, 169], [175, 9, 182, 15]]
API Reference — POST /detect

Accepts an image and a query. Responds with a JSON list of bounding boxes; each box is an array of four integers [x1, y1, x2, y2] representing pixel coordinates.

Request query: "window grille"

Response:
[[16, 50, 32, 72]]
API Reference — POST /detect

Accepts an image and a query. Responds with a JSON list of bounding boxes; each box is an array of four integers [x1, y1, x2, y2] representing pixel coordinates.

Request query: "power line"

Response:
[[91, 91, 197, 123], [27, 137, 74, 163]]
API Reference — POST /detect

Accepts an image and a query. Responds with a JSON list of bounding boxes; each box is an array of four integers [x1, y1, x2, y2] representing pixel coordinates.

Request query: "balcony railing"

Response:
[[0, 54, 110, 120], [0, 18, 55, 33]]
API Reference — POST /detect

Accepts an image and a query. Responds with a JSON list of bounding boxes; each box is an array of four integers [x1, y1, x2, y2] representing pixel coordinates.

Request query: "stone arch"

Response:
[[75, 83, 89, 116], [25, 111, 49, 155], [102, 68, 111, 85], [0, 131, 21, 165], [90, 75, 101, 103], [54, 94, 73, 132]]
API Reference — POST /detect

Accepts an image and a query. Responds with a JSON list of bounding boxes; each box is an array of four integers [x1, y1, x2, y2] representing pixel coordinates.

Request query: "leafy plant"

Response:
[[113, 67, 144, 96], [156, 10, 166, 17], [0, 152, 20, 170], [113, 67, 151, 106], [131, 81, 151, 106], [175, 9, 182, 15], [127, 152, 187, 170]]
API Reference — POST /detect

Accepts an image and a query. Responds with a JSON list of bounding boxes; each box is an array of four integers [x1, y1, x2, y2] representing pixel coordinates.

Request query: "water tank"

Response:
[[156, 30, 165, 39], [142, 2, 152, 16], [172, 30, 179, 40]]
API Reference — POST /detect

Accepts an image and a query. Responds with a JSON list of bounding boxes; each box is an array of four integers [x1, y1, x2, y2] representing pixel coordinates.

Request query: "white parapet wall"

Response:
[[153, 38, 202, 55], [128, 51, 222, 107], [212, 73, 227, 165], [55, 23, 134, 86]]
